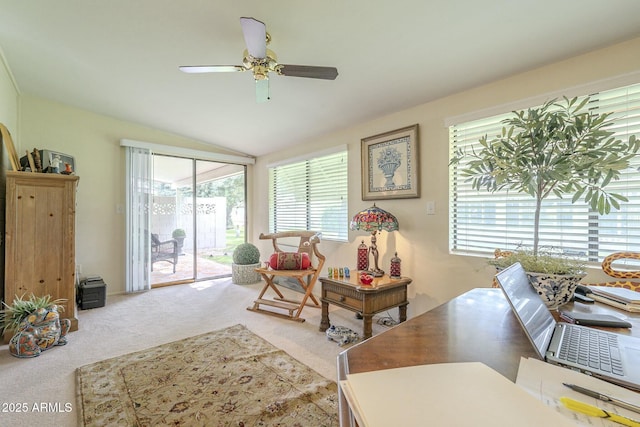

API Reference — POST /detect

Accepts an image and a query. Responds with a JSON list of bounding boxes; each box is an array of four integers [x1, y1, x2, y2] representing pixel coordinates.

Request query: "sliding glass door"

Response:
[[150, 154, 246, 286]]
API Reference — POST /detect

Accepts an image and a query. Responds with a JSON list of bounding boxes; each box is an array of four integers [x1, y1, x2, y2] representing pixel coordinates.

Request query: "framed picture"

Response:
[[361, 124, 419, 200]]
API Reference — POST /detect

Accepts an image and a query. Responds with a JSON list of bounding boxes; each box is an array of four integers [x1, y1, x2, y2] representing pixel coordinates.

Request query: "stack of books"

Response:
[[588, 286, 640, 312]]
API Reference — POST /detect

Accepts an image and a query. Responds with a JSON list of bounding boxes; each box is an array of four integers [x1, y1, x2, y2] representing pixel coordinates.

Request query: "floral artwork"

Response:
[[374, 140, 407, 190], [361, 124, 419, 200]]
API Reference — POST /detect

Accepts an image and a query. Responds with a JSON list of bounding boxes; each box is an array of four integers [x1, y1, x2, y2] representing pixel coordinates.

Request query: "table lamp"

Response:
[[349, 204, 399, 277]]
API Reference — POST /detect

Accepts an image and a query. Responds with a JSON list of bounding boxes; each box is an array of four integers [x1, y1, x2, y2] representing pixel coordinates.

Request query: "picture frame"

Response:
[[361, 124, 419, 200]]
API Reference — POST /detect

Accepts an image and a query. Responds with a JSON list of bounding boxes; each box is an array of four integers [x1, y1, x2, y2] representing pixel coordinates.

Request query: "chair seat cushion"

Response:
[[269, 252, 311, 270]]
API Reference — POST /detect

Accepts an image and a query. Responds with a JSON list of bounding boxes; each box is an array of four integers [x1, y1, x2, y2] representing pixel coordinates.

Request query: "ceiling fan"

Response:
[[179, 17, 338, 103]]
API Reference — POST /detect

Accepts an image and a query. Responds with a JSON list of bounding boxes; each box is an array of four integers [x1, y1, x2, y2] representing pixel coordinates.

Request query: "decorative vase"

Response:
[[175, 237, 185, 254], [377, 147, 402, 188], [357, 240, 369, 271], [232, 263, 261, 284], [390, 252, 401, 278]]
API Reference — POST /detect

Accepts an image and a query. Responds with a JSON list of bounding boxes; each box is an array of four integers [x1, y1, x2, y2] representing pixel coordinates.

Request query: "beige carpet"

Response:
[[76, 324, 338, 426], [0, 278, 389, 426]]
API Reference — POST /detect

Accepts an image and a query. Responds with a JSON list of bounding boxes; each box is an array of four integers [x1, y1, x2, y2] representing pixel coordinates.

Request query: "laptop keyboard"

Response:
[[558, 326, 625, 376]]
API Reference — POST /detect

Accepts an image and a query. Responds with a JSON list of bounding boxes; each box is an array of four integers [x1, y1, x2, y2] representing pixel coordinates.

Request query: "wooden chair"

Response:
[[247, 231, 325, 322]]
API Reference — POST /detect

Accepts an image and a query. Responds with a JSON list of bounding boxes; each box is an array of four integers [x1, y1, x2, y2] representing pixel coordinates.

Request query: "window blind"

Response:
[[269, 150, 348, 242], [449, 83, 640, 263]]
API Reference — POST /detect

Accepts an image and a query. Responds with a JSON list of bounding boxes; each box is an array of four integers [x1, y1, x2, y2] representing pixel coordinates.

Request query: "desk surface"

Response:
[[337, 288, 640, 425]]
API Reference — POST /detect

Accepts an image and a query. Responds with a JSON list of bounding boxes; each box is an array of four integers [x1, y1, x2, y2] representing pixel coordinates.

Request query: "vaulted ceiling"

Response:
[[1, 1, 640, 157]]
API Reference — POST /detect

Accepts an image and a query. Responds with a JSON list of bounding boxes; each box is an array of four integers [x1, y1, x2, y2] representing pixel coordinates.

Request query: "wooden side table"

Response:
[[319, 274, 412, 339]]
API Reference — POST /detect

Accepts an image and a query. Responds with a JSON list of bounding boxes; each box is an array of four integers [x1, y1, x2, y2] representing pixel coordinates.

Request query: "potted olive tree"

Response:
[[450, 96, 640, 307], [231, 242, 261, 284]]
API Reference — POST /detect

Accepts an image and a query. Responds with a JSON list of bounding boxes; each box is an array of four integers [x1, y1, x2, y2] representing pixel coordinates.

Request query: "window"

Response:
[[269, 149, 348, 241], [449, 83, 640, 262]]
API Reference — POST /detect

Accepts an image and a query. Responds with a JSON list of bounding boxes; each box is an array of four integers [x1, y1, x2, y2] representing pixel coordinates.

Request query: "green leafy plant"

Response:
[[450, 96, 640, 257], [490, 247, 585, 275], [172, 228, 186, 239], [0, 294, 67, 334], [232, 243, 260, 265]]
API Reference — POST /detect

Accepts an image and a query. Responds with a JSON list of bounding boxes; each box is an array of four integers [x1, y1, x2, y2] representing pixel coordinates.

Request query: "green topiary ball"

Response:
[[172, 228, 186, 239], [232, 243, 260, 265]]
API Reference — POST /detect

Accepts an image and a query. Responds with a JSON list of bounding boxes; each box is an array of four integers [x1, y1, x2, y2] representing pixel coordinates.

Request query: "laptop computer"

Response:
[[496, 262, 640, 391]]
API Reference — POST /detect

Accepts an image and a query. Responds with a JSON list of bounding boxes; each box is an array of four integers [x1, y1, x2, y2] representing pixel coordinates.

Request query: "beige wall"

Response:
[[1, 37, 639, 311], [0, 54, 18, 139], [252, 36, 640, 316], [15, 95, 247, 295]]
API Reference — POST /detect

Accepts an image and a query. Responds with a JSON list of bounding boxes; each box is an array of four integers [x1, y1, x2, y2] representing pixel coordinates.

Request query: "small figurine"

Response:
[[50, 154, 61, 173], [32, 149, 42, 172]]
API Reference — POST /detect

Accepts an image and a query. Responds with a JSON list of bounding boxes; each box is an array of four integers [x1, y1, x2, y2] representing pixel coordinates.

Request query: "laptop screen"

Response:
[[495, 262, 557, 359]]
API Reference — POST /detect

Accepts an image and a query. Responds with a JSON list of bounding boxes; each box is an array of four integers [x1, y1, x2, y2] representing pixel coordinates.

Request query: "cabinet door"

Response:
[[15, 184, 67, 301], [5, 173, 78, 334]]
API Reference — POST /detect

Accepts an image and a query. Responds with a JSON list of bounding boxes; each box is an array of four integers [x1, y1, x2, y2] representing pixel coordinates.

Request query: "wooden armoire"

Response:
[[4, 171, 79, 335]]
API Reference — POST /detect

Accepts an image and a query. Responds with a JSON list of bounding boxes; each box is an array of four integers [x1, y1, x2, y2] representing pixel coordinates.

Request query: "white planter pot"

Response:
[[526, 271, 586, 310], [231, 263, 261, 285]]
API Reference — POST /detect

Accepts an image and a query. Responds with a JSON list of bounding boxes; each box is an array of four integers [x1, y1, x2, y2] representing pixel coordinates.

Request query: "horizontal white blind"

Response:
[[449, 83, 640, 262], [269, 150, 348, 242]]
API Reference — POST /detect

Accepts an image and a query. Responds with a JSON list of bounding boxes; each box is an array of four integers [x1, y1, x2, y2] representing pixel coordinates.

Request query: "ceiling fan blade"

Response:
[[179, 65, 245, 73], [255, 78, 269, 103], [240, 17, 267, 58], [278, 64, 338, 80]]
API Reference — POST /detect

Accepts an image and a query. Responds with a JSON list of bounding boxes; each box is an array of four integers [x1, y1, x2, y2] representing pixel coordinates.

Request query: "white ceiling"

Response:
[[1, 1, 640, 158]]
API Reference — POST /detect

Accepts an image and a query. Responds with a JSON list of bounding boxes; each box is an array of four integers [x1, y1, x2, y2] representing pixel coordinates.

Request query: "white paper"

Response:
[[341, 362, 576, 427], [516, 357, 640, 426]]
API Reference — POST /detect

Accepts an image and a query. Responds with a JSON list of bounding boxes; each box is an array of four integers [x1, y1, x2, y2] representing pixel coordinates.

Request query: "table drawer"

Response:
[[325, 290, 363, 310]]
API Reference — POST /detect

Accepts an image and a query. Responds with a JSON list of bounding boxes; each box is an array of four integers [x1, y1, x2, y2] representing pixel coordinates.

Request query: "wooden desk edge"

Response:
[[335, 287, 640, 427]]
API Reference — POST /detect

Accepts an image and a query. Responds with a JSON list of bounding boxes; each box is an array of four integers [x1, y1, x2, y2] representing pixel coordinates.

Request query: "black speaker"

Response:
[[77, 277, 106, 310]]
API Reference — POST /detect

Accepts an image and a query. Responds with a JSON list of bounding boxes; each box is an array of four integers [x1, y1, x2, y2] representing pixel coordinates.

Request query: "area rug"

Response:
[[76, 324, 338, 426]]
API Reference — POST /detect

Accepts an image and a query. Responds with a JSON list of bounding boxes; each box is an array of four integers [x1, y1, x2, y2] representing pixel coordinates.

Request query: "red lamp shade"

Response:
[[349, 204, 399, 233]]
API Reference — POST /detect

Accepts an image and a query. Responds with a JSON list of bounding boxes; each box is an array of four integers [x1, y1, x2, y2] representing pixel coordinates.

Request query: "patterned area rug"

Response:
[[76, 324, 338, 426]]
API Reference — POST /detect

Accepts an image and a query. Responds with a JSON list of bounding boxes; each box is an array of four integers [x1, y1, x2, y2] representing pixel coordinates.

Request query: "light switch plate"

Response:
[[427, 201, 435, 215]]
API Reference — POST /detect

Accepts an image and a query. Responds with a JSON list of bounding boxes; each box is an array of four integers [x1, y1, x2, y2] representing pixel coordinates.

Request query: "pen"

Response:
[[563, 383, 640, 415], [560, 397, 640, 427]]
